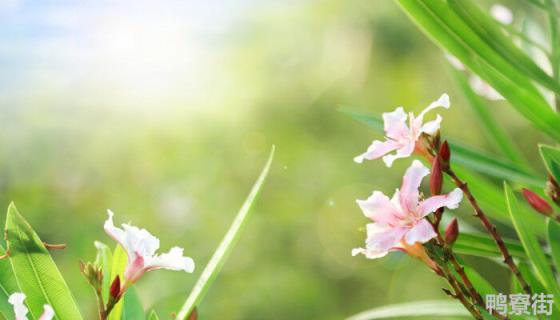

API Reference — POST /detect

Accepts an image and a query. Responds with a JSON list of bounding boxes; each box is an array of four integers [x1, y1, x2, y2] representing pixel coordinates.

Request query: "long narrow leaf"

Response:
[[5, 203, 83, 320], [454, 232, 526, 259], [451, 68, 528, 167], [540, 144, 560, 182], [346, 300, 471, 320], [94, 241, 113, 303], [504, 183, 560, 309], [176, 146, 275, 319], [108, 245, 128, 320]]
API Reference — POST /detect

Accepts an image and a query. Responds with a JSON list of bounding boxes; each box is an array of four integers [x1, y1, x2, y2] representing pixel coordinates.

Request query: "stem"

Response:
[[444, 167, 532, 295], [95, 289, 107, 320]]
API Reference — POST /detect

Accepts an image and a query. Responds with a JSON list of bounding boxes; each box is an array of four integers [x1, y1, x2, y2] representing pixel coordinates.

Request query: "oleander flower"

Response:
[[354, 94, 450, 167], [8, 293, 54, 320], [352, 160, 463, 259], [104, 210, 195, 286]]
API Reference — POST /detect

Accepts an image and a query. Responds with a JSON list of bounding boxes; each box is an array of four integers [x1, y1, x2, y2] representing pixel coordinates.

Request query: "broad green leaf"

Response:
[[396, 0, 560, 141], [121, 287, 144, 320], [505, 183, 560, 309], [449, 0, 560, 93], [539, 144, 560, 183], [108, 245, 128, 320], [94, 241, 113, 303], [176, 146, 275, 319], [345, 300, 471, 320], [148, 310, 160, 320], [0, 244, 19, 319], [451, 68, 528, 167], [548, 219, 560, 274], [5, 203, 83, 320], [454, 232, 526, 259]]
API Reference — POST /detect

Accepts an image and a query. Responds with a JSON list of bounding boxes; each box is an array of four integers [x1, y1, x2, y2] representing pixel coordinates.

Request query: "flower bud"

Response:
[[430, 155, 443, 195], [79, 261, 103, 292], [546, 176, 560, 206], [522, 188, 553, 216], [188, 307, 198, 320], [439, 141, 450, 164], [444, 218, 459, 246], [110, 276, 121, 300]]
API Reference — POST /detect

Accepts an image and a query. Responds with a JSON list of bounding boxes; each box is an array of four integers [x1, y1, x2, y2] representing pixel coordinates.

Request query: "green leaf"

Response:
[[504, 183, 560, 308], [395, 0, 560, 141], [539, 144, 560, 182], [5, 203, 83, 320], [339, 109, 545, 187], [548, 219, 560, 275], [0, 244, 19, 319], [454, 232, 526, 259], [94, 241, 113, 303], [121, 287, 144, 320], [176, 146, 275, 320], [448, 0, 560, 93], [108, 245, 128, 320], [450, 68, 528, 167], [148, 310, 160, 320], [463, 266, 496, 297], [345, 300, 471, 320]]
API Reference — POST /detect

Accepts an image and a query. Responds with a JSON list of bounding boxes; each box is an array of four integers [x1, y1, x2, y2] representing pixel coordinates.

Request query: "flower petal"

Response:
[[420, 114, 442, 135], [413, 93, 450, 130], [354, 140, 399, 163], [356, 191, 402, 225], [39, 305, 55, 320], [399, 160, 429, 213], [365, 223, 408, 252], [382, 142, 415, 167], [104, 210, 127, 249], [405, 219, 436, 244], [419, 188, 463, 217], [8, 293, 28, 320], [383, 107, 409, 140], [145, 247, 195, 273]]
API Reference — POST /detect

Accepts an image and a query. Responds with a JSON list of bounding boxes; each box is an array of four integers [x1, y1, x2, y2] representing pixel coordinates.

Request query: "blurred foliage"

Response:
[[0, 0, 551, 319]]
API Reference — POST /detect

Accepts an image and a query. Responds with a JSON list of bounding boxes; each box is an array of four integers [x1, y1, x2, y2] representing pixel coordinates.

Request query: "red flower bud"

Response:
[[430, 155, 443, 195], [522, 188, 553, 216], [110, 276, 121, 299], [444, 218, 459, 245], [439, 140, 450, 164], [188, 307, 198, 320]]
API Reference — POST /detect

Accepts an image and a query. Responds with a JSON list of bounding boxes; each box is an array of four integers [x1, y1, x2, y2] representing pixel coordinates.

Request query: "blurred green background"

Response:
[[0, 0, 549, 319]]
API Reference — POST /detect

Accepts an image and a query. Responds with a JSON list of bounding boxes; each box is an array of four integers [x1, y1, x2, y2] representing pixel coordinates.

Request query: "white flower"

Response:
[[354, 93, 450, 167], [104, 210, 195, 285], [490, 4, 513, 25], [8, 293, 54, 320]]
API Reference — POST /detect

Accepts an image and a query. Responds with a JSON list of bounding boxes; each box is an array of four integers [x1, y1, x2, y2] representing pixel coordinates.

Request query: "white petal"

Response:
[[121, 224, 160, 259], [104, 210, 127, 248], [351, 246, 389, 259], [8, 293, 28, 320], [356, 191, 402, 225], [39, 305, 55, 320], [382, 142, 415, 167], [469, 75, 504, 100], [354, 140, 399, 164], [404, 219, 437, 244], [419, 188, 464, 217], [413, 93, 450, 130], [145, 247, 195, 273], [420, 114, 442, 135], [444, 53, 465, 71], [383, 107, 410, 140]]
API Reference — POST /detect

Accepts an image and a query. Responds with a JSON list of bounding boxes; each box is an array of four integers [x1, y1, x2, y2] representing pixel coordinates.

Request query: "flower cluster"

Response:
[[353, 94, 463, 264]]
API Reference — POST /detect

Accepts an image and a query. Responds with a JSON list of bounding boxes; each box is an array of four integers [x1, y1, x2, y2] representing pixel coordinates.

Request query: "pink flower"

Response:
[[352, 160, 463, 259], [354, 94, 450, 167], [104, 210, 195, 287], [8, 293, 54, 320]]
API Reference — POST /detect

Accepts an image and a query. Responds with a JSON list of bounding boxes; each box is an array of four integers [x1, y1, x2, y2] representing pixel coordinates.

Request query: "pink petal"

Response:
[[413, 93, 450, 129], [356, 191, 402, 225], [419, 188, 463, 217], [383, 107, 409, 140], [365, 223, 408, 252], [382, 142, 415, 167], [399, 160, 429, 213], [404, 219, 436, 244], [354, 140, 399, 163], [420, 114, 442, 135], [104, 210, 127, 249]]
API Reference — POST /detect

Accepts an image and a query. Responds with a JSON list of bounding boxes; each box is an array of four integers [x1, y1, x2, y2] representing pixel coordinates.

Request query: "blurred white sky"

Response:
[[0, 0, 267, 109]]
